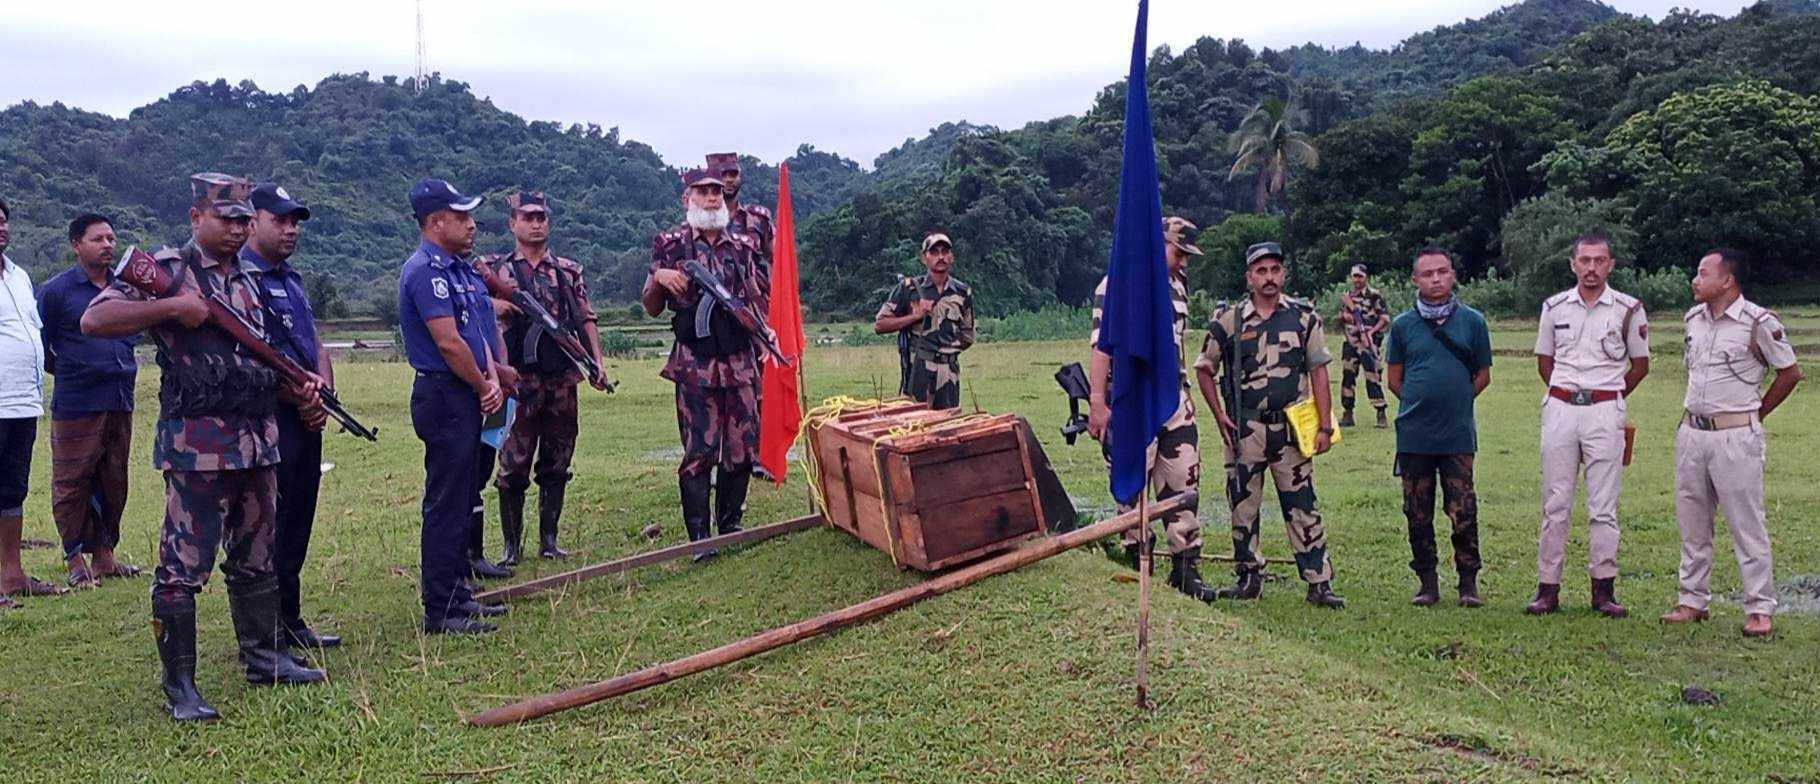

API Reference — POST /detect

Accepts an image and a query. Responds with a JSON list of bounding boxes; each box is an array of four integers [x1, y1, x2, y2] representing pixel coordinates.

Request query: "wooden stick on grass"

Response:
[[466, 492, 1195, 727]]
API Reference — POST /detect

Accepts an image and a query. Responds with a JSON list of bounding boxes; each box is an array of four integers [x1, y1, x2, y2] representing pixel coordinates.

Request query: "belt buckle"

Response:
[[1570, 390, 1594, 406]]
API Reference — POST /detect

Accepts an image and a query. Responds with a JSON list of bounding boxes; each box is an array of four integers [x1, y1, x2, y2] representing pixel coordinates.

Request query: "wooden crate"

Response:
[[808, 402, 1048, 571]]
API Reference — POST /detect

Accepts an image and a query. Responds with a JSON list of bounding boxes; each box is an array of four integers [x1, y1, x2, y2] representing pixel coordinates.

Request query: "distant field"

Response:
[[1, 320, 1815, 782]]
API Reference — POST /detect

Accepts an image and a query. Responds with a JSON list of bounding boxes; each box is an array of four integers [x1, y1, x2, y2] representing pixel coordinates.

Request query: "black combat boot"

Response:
[[1215, 569, 1263, 601], [152, 596, 218, 722], [1524, 582, 1560, 615], [538, 482, 571, 559], [1305, 581, 1347, 609], [1374, 408, 1389, 429], [1457, 570, 1484, 608], [1166, 548, 1218, 603], [715, 468, 751, 536], [469, 507, 514, 580], [228, 577, 326, 686], [1411, 570, 1440, 607], [680, 473, 715, 563], [498, 488, 527, 567], [1590, 577, 1629, 619], [1338, 408, 1356, 428]]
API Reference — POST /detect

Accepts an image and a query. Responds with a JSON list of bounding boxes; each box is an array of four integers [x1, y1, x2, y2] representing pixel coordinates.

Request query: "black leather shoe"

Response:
[[423, 616, 498, 635], [286, 623, 342, 649], [469, 557, 514, 580], [1166, 549, 1218, 603], [1524, 582, 1560, 615], [1215, 569, 1263, 601], [456, 600, 509, 618], [1305, 581, 1347, 609]]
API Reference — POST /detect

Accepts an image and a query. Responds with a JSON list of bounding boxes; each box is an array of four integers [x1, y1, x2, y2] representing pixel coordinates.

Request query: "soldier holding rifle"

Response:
[[874, 232, 975, 410], [1337, 263, 1390, 429]]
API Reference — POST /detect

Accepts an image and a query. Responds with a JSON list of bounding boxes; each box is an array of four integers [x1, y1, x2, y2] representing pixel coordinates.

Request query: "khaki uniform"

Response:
[[1091, 272, 1200, 555], [878, 274, 975, 410], [1533, 287, 1649, 583], [1196, 297, 1335, 582], [1675, 297, 1795, 616]]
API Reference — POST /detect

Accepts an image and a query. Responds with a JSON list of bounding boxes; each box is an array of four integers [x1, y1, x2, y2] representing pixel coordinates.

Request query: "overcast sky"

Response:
[[0, 0, 1754, 169]]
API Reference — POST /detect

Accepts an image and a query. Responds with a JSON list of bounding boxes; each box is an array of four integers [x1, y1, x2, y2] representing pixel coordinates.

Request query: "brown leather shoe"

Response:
[[1658, 605, 1708, 624], [1524, 583, 1560, 615], [1743, 614, 1773, 638]]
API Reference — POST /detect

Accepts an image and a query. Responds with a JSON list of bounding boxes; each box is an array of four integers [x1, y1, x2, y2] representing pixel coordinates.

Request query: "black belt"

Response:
[[1240, 408, 1288, 425], [415, 370, 458, 381]]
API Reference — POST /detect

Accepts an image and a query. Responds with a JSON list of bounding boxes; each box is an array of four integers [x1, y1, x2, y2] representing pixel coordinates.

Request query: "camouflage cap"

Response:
[[1349, 263, 1368, 277], [922, 232, 953, 253], [681, 168, 725, 191], [705, 152, 741, 175], [1244, 241, 1285, 267], [190, 172, 254, 218], [1163, 216, 1203, 256], [506, 190, 551, 214]]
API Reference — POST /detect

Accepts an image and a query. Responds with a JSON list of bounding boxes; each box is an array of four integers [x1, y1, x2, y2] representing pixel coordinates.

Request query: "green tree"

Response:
[[1190, 213, 1284, 301], [1499, 192, 1637, 308], [1227, 95, 1320, 268]]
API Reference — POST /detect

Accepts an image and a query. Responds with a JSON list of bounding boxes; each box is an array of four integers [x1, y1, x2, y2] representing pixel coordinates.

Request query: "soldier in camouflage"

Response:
[[1337, 263, 1391, 428], [873, 233, 976, 410], [706, 153, 775, 300], [1194, 241, 1346, 608], [1085, 217, 1216, 603], [643, 169, 768, 559], [81, 173, 326, 722], [480, 191, 609, 564]]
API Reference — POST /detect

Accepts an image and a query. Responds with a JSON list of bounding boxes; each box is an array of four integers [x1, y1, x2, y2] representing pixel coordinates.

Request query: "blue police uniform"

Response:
[[242, 244, 330, 635], [399, 237, 497, 622]]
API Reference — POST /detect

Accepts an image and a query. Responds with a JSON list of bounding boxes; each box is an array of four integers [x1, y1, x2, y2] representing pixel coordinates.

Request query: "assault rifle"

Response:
[[1054, 362, 1092, 445], [114, 247, 378, 441], [480, 272, 614, 392], [683, 259, 791, 367], [891, 274, 913, 395]]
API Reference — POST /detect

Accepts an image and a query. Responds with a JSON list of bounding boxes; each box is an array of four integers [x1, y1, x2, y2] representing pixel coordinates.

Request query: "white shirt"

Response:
[[0, 255, 46, 418], [1534, 286, 1650, 393]]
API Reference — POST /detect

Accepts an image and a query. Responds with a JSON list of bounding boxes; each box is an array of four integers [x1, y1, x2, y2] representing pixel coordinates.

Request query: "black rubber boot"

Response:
[[681, 473, 715, 563], [469, 508, 514, 579], [498, 488, 526, 567], [1166, 548, 1217, 603], [1591, 577, 1629, 619], [538, 482, 571, 560], [1305, 581, 1347, 609], [1457, 570, 1484, 608], [152, 597, 219, 722], [1411, 570, 1440, 607], [1215, 569, 1263, 601], [715, 468, 751, 536], [228, 577, 327, 686]]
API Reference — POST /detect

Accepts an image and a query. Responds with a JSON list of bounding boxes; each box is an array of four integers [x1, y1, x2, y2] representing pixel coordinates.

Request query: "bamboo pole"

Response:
[[466, 492, 1196, 727], [474, 515, 822, 604], [1135, 493, 1151, 710]]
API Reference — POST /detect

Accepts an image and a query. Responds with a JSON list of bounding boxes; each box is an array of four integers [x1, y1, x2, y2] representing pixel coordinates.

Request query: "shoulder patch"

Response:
[[431, 277, 450, 300], [555, 256, 585, 273], [1684, 305, 1701, 323]]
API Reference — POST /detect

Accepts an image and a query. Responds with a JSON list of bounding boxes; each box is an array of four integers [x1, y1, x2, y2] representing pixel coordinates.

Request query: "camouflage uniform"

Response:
[[1196, 297, 1336, 583], [479, 248, 596, 492], [1091, 271, 1201, 556], [91, 240, 282, 604], [878, 274, 976, 410], [707, 153, 776, 300], [1337, 285, 1389, 414], [651, 224, 766, 479]]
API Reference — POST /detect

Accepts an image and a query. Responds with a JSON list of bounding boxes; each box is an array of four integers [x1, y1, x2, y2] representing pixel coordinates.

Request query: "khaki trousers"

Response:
[[1537, 397, 1626, 583], [1674, 419, 1776, 615]]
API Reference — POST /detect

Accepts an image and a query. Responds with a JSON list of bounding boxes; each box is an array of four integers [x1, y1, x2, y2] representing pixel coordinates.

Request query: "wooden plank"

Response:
[[909, 447, 1028, 510], [464, 492, 1197, 727], [474, 515, 823, 603], [917, 488, 1042, 564]]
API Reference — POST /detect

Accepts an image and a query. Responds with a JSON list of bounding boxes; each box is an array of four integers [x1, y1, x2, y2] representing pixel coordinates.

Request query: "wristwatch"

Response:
[[1318, 426, 1336, 436]]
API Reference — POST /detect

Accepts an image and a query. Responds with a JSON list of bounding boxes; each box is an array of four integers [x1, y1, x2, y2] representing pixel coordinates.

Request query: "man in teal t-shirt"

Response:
[[1385, 247, 1494, 609]]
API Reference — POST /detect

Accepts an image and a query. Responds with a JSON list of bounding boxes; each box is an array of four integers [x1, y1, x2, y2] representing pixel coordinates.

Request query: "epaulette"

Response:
[[554, 255, 585, 272], [740, 203, 773, 220], [1286, 296, 1315, 313], [652, 231, 684, 251], [1542, 291, 1573, 310], [152, 246, 183, 263], [948, 278, 971, 294], [1683, 305, 1701, 323]]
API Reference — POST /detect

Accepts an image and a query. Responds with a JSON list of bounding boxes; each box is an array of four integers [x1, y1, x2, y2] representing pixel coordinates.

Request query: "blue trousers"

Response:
[[274, 405, 324, 625], [412, 373, 480, 620]]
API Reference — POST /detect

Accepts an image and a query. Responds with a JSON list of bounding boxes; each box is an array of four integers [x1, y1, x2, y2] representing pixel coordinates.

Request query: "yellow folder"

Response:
[[1285, 397, 1341, 459]]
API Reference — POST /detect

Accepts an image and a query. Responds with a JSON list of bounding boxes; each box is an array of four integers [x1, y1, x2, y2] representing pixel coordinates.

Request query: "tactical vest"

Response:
[[156, 258, 279, 420], [502, 256, 583, 375]]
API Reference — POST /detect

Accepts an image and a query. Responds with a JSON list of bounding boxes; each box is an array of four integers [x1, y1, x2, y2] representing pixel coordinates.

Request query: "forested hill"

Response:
[[1, 0, 1815, 320]]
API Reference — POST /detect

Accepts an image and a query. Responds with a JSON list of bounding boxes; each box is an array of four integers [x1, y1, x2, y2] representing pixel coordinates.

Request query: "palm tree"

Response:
[[1228, 96, 1320, 268]]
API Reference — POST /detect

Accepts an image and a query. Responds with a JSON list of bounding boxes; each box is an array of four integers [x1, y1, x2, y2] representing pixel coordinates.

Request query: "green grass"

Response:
[[1, 324, 1817, 782]]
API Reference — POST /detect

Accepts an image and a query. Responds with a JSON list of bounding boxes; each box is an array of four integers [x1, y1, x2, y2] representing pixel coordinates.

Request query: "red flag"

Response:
[[758, 163, 806, 484]]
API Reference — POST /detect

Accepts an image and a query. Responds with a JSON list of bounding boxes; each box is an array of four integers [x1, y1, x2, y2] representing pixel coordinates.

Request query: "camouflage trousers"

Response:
[[1105, 398, 1202, 555], [50, 411, 133, 560], [1398, 453, 1480, 576], [908, 352, 961, 410], [1223, 418, 1332, 583], [150, 467, 277, 605], [1340, 341, 1385, 411], [496, 373, 579, 492], [675, 379, 759, 479]]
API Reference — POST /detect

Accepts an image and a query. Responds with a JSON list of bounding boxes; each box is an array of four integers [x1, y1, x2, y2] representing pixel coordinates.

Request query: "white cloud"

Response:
[[0, 0, 1756, 167]]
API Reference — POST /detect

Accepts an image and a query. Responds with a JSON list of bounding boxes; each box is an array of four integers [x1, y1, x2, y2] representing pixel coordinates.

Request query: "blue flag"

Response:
[[1096, 0, 1179, 507]]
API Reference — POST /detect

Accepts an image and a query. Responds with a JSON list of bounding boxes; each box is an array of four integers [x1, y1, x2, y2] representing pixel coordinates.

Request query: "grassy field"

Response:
[[2, 314, 1818, 782]]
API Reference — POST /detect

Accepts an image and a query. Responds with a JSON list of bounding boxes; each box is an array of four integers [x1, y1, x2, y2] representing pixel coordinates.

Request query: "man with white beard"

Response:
[[643, 169, 768, 558]]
